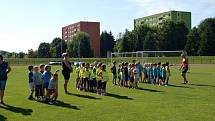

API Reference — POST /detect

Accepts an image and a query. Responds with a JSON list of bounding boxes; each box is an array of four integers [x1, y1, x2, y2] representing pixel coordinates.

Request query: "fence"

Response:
[[5, 56, 215, 66]]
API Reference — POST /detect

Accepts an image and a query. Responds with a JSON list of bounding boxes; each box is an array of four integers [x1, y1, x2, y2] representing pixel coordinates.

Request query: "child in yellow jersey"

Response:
[[79, 63, 85, 90], [83, 63, 91, 91], [96, 63, 103, 94], [89, 64, 97, 92], [165, 62, 171, 86], [101, 64, 109, 96], [75, 63, 80, 90]]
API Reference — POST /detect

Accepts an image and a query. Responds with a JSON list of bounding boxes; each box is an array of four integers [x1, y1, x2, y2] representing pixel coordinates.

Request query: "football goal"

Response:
[[111, 50, 186, 64]]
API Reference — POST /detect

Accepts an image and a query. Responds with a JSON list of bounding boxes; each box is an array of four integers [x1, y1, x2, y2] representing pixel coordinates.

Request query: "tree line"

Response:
[[115, 18, 215, 56], [10, 17, 214, 58]]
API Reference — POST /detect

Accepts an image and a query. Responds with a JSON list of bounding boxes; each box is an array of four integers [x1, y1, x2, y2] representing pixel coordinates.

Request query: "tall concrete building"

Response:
[[62, 21, 100, 57], [134, 11, 191, 29]]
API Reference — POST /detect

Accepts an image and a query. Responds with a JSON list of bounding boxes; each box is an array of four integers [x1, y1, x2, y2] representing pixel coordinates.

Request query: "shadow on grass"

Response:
[[106, 93, 133, 100], [36, 100, 80, 110], [136, 87, 164, 92], [168, 84, 191, 89], [68, 93, 101, 100], [0, 114, 7, 121], [52, 100, 80, 110], [0, 104, 33, 115], [189, 84, 215, 88]]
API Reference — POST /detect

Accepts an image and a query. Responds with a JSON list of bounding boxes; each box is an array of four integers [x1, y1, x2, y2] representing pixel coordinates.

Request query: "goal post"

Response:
[[111, 50, 185, 64]]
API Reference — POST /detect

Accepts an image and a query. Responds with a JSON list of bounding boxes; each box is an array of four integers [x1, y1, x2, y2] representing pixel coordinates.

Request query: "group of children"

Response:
[[111, 61, 171, 89], [143, 62, 171, 86], [28, 64, 59, 104], [75, 63, 109, 96], [28, 61, 171, 100]]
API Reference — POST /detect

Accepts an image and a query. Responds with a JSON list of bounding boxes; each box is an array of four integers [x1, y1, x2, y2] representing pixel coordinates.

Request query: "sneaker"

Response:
[[0, 101, 5, 105], [28, 95, 34, 100], [49, 101, 54, 105]]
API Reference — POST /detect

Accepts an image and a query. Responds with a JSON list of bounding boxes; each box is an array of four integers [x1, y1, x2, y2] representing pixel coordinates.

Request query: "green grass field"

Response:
[[0, 64, 215, 121]]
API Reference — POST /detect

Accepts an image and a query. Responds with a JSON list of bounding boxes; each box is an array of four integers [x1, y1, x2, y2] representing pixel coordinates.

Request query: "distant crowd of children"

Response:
[[110, 61, 171, 89], [28, 64, 59, 104], [75, 63, 109, 96]]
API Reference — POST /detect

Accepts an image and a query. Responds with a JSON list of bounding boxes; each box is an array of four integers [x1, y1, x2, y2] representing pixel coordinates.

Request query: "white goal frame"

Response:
[[111, 50, 185, 64]]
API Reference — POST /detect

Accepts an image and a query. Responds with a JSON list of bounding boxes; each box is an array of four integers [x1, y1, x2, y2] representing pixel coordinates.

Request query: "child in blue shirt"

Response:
[[42, 65, 52, 96], [34, 66, 43, 100], [152, 63, 157, 85], [28, 65, 34, 100], [157, 62, 162, 85], [161, 64, 167, 86], [143, 64, 147, 83], [148, 64, 154, 84]]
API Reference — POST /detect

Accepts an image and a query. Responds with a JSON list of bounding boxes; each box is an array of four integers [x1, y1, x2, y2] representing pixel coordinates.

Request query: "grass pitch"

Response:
[[0, 64, 215, 121]]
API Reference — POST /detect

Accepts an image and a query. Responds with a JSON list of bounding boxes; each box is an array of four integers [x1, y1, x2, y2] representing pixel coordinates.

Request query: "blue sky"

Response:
[[0, 0, 214, 52]]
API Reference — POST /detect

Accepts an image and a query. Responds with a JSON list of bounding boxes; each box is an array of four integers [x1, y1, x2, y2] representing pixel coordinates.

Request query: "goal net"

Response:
[[111, 51, 185, 65]]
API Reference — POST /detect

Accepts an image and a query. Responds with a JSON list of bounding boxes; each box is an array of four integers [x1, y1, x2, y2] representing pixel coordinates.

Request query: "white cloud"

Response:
[[129, 0, 215, 26]]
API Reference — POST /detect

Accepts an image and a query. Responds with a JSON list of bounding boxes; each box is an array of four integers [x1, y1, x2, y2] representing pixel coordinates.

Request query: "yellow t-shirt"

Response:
[[90, 68, 96, 79], [96, 68, 102, 80], [79, 67, 84, 78], [102, 70, 109, 82], [165, 66, 171, 77], [83, 68, 91, 78]]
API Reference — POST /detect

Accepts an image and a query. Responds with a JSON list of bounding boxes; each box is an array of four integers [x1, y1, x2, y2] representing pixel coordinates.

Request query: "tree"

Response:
[[68, 32, 92, 58], [38, 42, 51, 58], [7, 53, 13, 58], [50, 37, 67, 58], [143, 31, 157, 51], [28, 49, 38, 58], [18, 52, 25, 58], [184, 27, 201, 56], [100, 31, 115, 57], [198, 18, 215, 56], [158, 20, 188, 51], [115, 29, 131, 52], [134, 25, 152, 51], [49, 48, 57, 58]]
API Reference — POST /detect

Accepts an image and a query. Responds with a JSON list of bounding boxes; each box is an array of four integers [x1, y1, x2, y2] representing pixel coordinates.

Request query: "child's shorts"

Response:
[[97, 80, 102, 89], [35, 85, 43, 97], [43, 82, 49, 90], [102, 81, 107, 90], [29, 82, 35, 91], [113, 74, 117, 79], [144, 72, 148, 78], [92, 78, 97, 87], [182, 67, 188, 74], [129, 77, 134, 83], [134, 76, 139, 82], [125, 76, 129, 81]]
